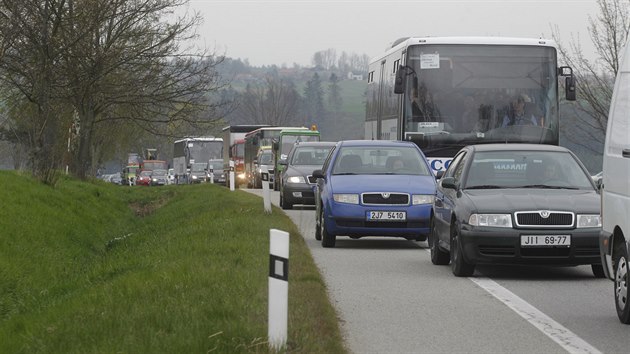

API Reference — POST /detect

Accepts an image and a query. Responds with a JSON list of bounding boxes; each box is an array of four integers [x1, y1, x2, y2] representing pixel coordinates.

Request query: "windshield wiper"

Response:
[[519, 184, 579, 190], [465, 185, 504, 189], [333, 172, 357, 175]]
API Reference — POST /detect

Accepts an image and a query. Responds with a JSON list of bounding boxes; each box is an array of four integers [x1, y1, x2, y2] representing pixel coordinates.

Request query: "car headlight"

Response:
[[412, 194, 434, 205], [577, 214, 601, 228], [469, 214, 513, 228], [192, 175, 198, 179], [237, 173, 246, 179], [287, 176, 306, 184], [333, 194, 359, 204], [152, 178, 157, 182]]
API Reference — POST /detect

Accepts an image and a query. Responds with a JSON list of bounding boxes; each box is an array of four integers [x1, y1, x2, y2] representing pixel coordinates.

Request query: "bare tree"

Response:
[[311, 48, 337, 70], [235, 76, 301, 126], [0, 0, 71, 184], [552, 0, 630, 155], [0, 0, 229, 180], [60, 0, 228, 179]]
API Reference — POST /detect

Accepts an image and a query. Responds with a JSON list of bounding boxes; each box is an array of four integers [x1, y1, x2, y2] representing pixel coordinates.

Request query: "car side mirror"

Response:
[[279, 159, 288, 166], [440, 176, 458, 190], [312, 169, 325, 180]]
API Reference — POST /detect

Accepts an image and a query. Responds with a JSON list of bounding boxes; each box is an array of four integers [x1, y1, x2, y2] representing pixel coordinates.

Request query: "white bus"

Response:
[[173, 137, 223, 184], [366, 36, 576, 174]]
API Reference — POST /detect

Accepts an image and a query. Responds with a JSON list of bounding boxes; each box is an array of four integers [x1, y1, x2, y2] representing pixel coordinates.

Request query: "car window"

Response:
[[259, 152, 273, 165], [321, 145, 337, 173], [444, 151, 467, 179], [465, 150, 594, 189], [290, 146, 334, 166], [332, 146, 431, 175]]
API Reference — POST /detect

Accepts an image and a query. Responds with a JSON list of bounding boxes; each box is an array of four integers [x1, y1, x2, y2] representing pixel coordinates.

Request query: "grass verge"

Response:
[[0, 171, 346, 353]]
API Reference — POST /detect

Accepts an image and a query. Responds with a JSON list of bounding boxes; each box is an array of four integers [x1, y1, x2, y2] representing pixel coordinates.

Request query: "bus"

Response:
[[173, 137, 223, 184], [366, 36, 576, 174], [243, 126, 319, 189]]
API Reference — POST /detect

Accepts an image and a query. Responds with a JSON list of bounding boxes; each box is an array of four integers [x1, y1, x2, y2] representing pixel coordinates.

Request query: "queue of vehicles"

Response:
[[101, 35, 630, 325]]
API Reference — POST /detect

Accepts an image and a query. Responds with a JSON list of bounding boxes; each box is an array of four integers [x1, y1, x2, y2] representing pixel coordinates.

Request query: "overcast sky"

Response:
[[187, 0, 599, 67]]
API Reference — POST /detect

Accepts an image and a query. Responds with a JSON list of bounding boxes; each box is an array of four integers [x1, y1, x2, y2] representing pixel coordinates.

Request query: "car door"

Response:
[[315, 144, 338, 228], [434, 150, 469, 248]]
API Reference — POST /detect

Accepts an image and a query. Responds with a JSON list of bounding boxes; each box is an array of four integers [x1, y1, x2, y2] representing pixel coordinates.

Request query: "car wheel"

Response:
[[450, 221, 475, 277], [430, 218, 449, 265], [315, 206, 322, 241], [321, 208, 336, 248], [614, 244, 630, 324], [592, 264, 605, 278]]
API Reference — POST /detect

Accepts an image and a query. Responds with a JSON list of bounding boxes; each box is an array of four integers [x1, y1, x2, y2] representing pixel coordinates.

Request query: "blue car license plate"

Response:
[[366, 211, 406, 221]]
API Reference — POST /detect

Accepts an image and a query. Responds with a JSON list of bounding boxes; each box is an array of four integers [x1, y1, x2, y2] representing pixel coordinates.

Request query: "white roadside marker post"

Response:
[[261, 165, 272, 214], [268, 229, 289, 350], [209, 166, 214, 184], [229, 160, 235, 191]]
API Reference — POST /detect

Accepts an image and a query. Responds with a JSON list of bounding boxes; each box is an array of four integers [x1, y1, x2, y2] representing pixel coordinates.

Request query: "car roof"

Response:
[[293, 141, 337, 147], [337, 140, 418, 148], [468, 143, 571, 153]]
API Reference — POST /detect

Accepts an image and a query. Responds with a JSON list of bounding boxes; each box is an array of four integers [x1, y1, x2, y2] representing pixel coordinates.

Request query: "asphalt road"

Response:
[[243, 187, 630, 354]]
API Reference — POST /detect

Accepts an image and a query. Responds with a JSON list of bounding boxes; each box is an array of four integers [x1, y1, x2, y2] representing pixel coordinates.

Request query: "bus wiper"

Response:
[[465, 185, 504, 189], [519, 184, 579, 190], [333, 172, 357, 175]]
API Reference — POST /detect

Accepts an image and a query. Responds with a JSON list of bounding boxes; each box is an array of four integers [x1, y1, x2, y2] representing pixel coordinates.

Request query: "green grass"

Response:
[[0, 171, 346, 353]]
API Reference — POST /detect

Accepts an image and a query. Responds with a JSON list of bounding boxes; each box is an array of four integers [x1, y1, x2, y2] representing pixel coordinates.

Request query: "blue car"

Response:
[[313, 140, 436, 248]]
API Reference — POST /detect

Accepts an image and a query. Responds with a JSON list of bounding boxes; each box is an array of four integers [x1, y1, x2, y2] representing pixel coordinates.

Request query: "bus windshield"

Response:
[[189, 141, 223, 162], [403, 44, 558, 153]]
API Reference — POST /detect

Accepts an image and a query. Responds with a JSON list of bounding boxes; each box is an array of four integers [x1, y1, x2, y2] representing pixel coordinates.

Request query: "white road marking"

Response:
[[423, 248, 601, 354], [470, 277, 602, 354]]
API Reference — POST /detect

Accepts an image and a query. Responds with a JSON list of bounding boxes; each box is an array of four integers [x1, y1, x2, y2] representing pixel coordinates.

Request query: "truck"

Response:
[[122, 152, 141, 185], [139, 148, 168, 176], [222, 125, 270, 188]]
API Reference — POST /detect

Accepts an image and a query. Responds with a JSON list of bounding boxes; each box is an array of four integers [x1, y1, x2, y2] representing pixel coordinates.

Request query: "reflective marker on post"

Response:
[[268, 229, 289, 350], [261, 165, 271, 214], [209, 167, 214, 184], [229, 160, 235, 191]]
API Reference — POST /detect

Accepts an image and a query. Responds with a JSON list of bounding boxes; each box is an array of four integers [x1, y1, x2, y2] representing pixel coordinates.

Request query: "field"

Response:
[[0, 172, 346, 353]]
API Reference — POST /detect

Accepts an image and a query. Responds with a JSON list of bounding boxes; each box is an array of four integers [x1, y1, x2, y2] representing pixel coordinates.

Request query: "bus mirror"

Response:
[[558, 66, 572, 76], [565, 76, 576, 101], [394, 66, 407, 94], [558, 66, 576, 101]]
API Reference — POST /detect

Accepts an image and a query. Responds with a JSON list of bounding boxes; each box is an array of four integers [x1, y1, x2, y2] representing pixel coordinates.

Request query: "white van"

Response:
[[599, 39, 630, 324]]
